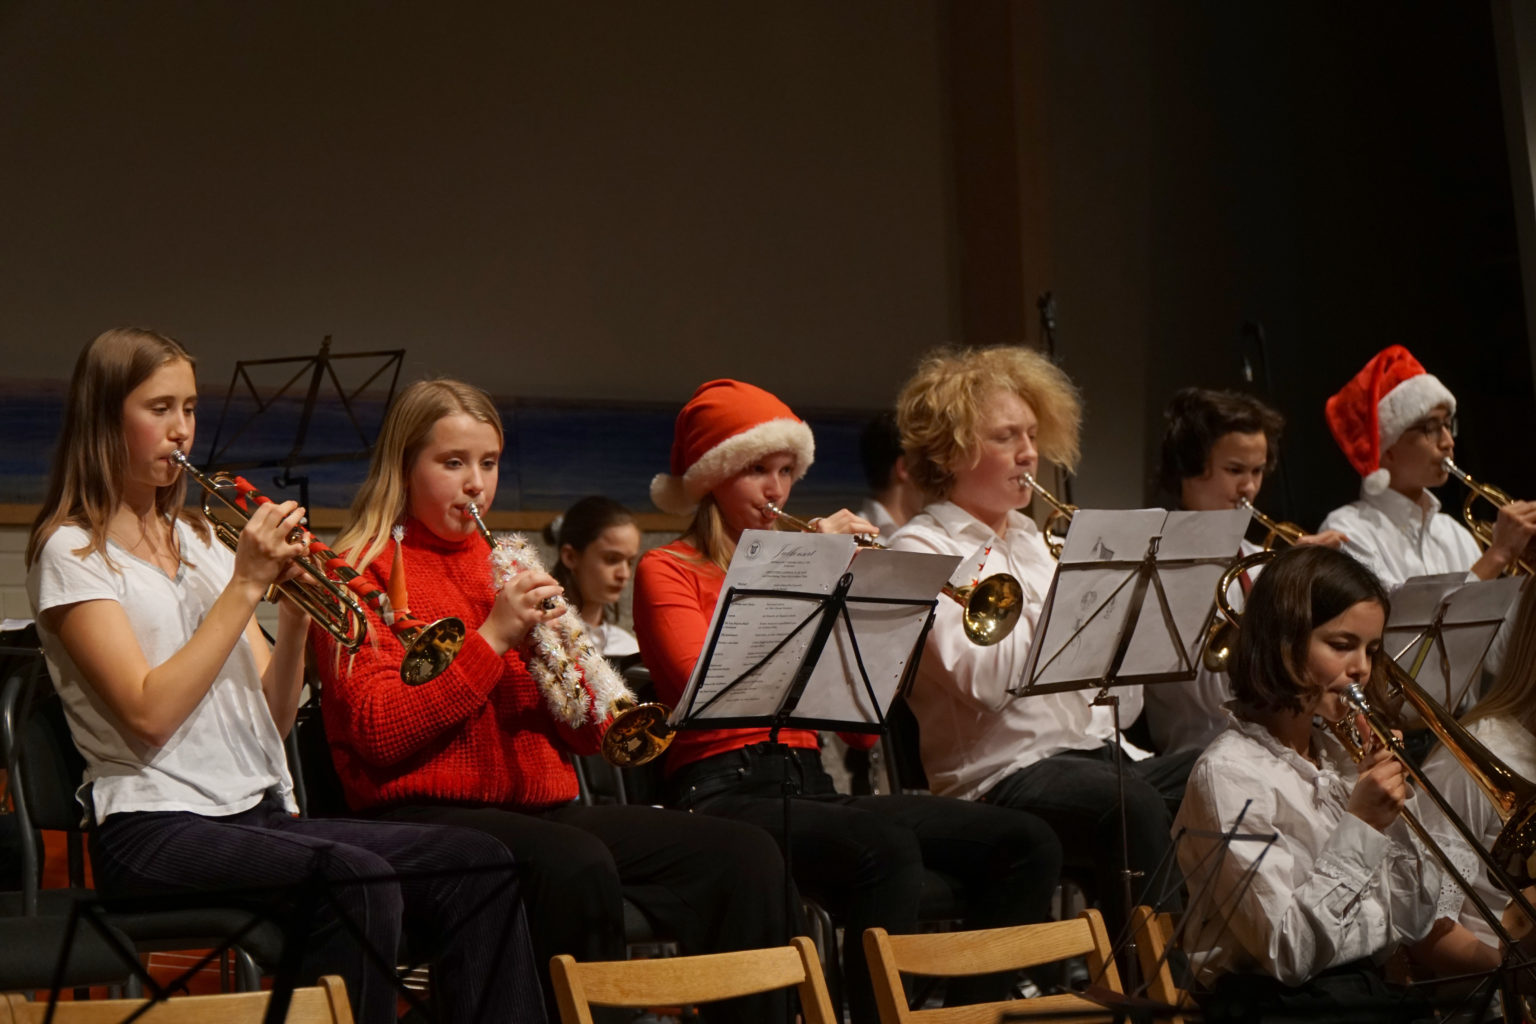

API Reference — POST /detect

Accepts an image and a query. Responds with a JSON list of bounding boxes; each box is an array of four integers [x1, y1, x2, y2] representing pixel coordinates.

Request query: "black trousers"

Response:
[[1200, 960, 1432, 1024], [666, 743, 1064, 1024], [92, 793, 545, 1024], [377, 801, 789, 1024], [983, 744, 1199, 936]]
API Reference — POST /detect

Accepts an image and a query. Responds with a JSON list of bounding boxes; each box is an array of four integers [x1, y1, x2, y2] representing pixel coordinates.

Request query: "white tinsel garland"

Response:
[[488, 533, 633, 729]]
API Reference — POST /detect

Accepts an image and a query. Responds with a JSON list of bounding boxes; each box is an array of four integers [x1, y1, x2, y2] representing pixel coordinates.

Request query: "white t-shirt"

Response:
[[593, 620, 639, 660], [27, 520, 295, 822], [888, 501, 1145, 800]]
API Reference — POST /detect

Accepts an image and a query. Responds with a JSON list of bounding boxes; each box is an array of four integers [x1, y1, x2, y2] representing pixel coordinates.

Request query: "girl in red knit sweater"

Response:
[[632, 378, 1065, 1024], [312, 378, 787, 1020]]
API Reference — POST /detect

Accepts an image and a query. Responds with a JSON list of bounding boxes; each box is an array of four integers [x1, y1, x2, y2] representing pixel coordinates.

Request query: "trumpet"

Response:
[[463, 502, 673, 767], [1020, 472, 1075, 559], [1237, 497, 1306, 549], [171, 450, 369, 651], [172, 451, 464, 684], [763, 503, 1025, 646], [1443, 458, 1533, 576]]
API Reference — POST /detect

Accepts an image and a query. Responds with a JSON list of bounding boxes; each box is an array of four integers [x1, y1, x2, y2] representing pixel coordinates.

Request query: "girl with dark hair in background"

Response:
[[543, 495, 641, 660]]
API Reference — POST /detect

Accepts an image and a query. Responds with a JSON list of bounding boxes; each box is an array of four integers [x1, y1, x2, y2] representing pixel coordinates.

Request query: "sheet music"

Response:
[[794, 547, 961, 725], [669, 531, 856, 724], [1018, 508, 1248, 693], [1387, 575, 1522, 711], [1121, 509, 1249, 675]]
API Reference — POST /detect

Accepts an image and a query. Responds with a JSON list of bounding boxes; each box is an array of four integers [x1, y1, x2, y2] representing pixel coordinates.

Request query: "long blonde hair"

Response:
[[334, 378, 504, 569], [27, 328, 210, 569], [1462, 578, 1536, 733]]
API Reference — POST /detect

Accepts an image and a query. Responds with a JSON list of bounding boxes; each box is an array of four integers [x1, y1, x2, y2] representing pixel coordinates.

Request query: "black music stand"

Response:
[[201, 336, 405, 508], [1384, 574, 1523, 716], [1012, 508, 1248, 990], [669, 531, 958, 943]]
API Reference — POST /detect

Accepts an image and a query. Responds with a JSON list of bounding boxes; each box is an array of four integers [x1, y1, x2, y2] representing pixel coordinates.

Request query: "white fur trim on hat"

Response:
[[651, 418, 815, 515], [1376, 373, 1455, 452]]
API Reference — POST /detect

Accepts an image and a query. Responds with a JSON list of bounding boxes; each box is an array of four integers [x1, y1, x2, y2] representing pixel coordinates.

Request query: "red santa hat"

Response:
[[1324, 345, 1456, 496], [650, 379, 815, 515]]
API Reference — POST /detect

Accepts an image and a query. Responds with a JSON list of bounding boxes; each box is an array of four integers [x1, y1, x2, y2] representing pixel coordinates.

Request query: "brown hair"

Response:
[[1231, 546, 1389, 715], [544, 495, 637, 616], [333, 378, 503, 570], [27, 328, 210, 569], [896, 345, 1081, 501], [1158, 387, 1284, 497]]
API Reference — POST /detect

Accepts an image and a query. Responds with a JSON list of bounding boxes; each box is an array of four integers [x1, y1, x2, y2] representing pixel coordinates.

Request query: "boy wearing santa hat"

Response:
[[1320, 345, 1536, 587]]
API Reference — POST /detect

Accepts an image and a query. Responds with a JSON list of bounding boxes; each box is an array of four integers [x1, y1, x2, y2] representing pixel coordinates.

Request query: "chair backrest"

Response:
[[863, 909, 1122, 1024], [290, 695, 352, 818], [0, 975, 353, 1023], [1, 643, 84, 836], [550, 936, 836, 1024], [1130, 906, 1189, 1021]]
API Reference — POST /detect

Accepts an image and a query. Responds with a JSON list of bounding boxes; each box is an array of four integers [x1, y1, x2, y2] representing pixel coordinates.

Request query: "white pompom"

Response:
[[1362, 468, 1391, 495]]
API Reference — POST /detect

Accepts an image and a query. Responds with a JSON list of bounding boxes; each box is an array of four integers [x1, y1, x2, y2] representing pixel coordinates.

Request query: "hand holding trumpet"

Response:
[[478, 567, 565, 657]]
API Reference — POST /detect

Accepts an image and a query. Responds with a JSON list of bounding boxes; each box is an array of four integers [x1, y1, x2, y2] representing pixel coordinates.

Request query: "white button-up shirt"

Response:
[[1321, 486, 1482, 589], [888, 501, 1143, 800], [1175, 716, 1455, 986]]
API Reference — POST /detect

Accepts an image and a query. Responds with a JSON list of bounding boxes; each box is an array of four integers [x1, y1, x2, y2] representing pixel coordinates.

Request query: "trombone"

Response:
[[1443, 458, 1534, 576], [1020, 472, 1075, 559], [171, 450, 369, 652], [463, 502, 674, 767], [763, 503, 1025, 646]]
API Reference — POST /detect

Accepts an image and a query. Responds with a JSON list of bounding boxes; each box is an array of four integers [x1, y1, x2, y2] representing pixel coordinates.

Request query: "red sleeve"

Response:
[[309, 554, 514, 768], [631, 548, 712, 708]]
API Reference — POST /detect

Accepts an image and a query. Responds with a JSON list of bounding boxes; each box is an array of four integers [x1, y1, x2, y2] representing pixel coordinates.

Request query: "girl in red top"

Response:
[[633, 378, 1064, 1024], [311, 379, 786, 1020]]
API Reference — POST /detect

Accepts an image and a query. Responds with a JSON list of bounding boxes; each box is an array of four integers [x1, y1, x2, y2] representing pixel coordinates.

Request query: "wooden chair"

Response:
[[549, 936, 837, 1024], [0, 974, 353, 1023], [1130, 906, 1190, 1024], [863, 909, 1123, 1024]]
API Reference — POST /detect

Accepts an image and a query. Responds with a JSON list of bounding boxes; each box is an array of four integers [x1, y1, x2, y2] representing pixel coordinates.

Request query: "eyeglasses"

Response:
[[1406, 414, 1458, 439]]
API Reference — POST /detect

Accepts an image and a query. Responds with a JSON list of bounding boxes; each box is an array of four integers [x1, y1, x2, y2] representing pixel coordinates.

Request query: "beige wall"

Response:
[[0, 3, 957, 413]]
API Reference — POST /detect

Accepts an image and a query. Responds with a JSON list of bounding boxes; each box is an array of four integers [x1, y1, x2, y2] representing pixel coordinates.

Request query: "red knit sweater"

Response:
[[311, 519, 606, 812], [632, 539, 823, 774]]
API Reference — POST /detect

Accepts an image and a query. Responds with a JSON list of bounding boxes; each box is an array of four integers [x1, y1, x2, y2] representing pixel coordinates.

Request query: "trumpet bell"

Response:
[[1201, 619, 1236, 674], [949, 574, 1024, 646], [400, 617, 468, 686], [601, 698, 675, 767]]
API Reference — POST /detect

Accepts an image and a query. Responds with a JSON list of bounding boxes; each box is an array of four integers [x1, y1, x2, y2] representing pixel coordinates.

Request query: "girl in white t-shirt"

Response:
[[25, 328, 544, 1024]]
